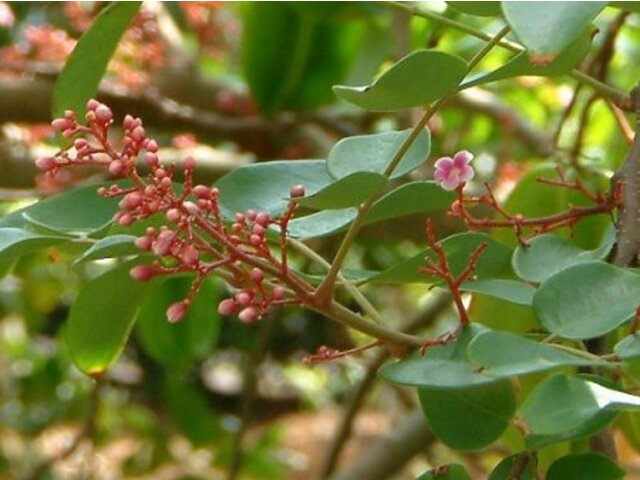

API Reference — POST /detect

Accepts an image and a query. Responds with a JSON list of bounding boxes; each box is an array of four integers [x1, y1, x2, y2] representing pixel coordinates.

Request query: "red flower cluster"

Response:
[[38, 99, 312, 324]]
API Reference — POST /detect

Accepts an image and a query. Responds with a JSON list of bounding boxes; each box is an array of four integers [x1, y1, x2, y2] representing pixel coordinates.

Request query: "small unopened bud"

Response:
[[146, 139, 158, 152], [118, 213, 134, 226], [193, 185, 210, 199], [152, 230, 174, 256], [35, 156, 57, 171], [119, 191, 143, 210], [250, 267, 264, 283], [246, 209, 257, 221], [180, 245, 200, 265], [235, 213, 245, 223], [131, 126, 146, 142], [123, 114, 135, 130], [272, 287, 286, 300], [235, 291, 252, 306], [97, 187, 108, 196], [51, 118, 70, 132], [109, 160, 126, 177], [166, 208, 181, 223], [86, 99, 100, 111], [130, 264, 155, 281], [255, 212, 271, 226], [238, 307, 259, 324], [252, 224, 266, 236], [166, 301, 188, 323], [95, 104, 113, 123], [218, 298, 238, 316], [135, 235, 152, 250], [249, 234, 262, 246], [182, 201, 199, 215], [184, 156, 196, 170], [145, 153, 159, 167], [289, 184, 305, 198]]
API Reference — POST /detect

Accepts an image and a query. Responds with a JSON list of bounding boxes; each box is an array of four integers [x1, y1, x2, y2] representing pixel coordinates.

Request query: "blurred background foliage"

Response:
[[0, 1, 639, 479]]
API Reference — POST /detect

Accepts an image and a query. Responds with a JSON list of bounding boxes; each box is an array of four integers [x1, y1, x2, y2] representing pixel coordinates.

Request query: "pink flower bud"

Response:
[[86, 99, 100, 111], [160, 177, 172, 189], [35, 156, 57, 171], [250, 267, 264, 283], [193, 185, 210, 199], [130, 264, 155, 281], [232, 223, 243, 233], [95, 104, 113, 123], [238, 307, 259, 324], [74, 139, 89, 151], [119, 191, 143, 210], [152, 230, 174, 256], [166, 301, 188, 323], [272, 287, 286, 300], [118, 213, 134, 226], [249, 234, 262, 246], [64, 110, 75, 119], [146, 139, 158, 152], [97, 187, 108, 196], [180, 245, 199, 265], [255, 212, 271, 226], [289, 184, 305, 198], [144, 185, 158, 196], [109, 160, 126, 177], [184, 156, 196, 170], [246, 209, 257, 221], [123, 114, 135, 130], [166, 208, 181, 223], [235, 291, 252, 306], [182, 201, 199, 215], [235, 213, 245, 223], [252, 224, 266, 236], [218, 298, 238, 316], [135, 235, 152, 250], [145, 153, 159, 167], [51, 118, 70, 132], [210, 187, 220, 197], [131, 126, 146, 142]]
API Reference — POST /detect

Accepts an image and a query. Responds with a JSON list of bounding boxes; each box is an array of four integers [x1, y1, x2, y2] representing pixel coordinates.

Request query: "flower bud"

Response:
[[218, 298, 238, 316], [95, 104, 113, 123], [193, 185, 210, 199], [180, 245, 200, 265], [250, 267, 264, 283], [255, 212, 271, 226], [289, 184, 305, 198], [272, 287, 286, 300], [130, 264, 155, 281], [146, 139, 158, 152], [166, 301, 188, 323], [51, 118, 70, 132], [131, 126, 146, 142], [86, 99, 100, 111], [35, 156, 57, 171], [182, 201, 200, 215], [184, 156, 196, 170], [108, 160, 126, 177], [166, 208, 181, 223], [238, 307, 259, 324], [135, 235, 152, 250], [235, 291, 252, 306]]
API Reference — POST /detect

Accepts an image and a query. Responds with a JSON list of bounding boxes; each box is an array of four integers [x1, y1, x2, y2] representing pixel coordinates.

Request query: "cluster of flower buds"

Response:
[[39, 100, 313, 325]]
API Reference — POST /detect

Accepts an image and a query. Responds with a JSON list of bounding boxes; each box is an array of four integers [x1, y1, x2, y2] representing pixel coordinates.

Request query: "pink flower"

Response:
[[434, 150, 475, 191]]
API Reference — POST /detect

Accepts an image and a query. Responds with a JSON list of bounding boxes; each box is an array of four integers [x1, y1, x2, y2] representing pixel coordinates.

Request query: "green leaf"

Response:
[[74, 235, 139, 264], [520, 375, 640, 437], [369, 232, 512, 284], [327, 129, 431, 180], [417, 464, 472, 480], [610, 2, 640, 14], [215, 160, 333, 218], [460, 279, 535, 306], [365, 181, 454, 224], [461, 29, 592, 89], [546, 453, 624, 480], [0, 228, 68, 262], [512, 228, 614, 283], [533, 262, 640, 340], [615, 333, 640, 360], [65, 260, 149, 376], [297, 172, 387, 210], [22, 183, 121, 236], [136, 276, 220, 372], [242, 3, 364, 115], [288, 208, 357, 239], [288, 180, 454, 239], [467, 331, 608, 378], [379, 324, 501, 388], [52, 2, 141, 117], [502, 2, 606, 58], [446, 2, 502, 16], [488, 453, 537, 480], [419, 379, 516, 450], [333, 50, 467, 111]]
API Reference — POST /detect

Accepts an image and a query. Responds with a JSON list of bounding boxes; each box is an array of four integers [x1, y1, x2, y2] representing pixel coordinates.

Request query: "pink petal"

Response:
[[440, 176, 462, 191], [458, 165, 474, 183], [434, 169, 447, 182], [453, 150, 473, 169], [434, 156, 454, 174]]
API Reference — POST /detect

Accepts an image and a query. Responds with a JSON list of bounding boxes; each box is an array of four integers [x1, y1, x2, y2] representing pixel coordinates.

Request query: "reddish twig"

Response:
[[302, 341, 382, 364], [419, 220, 487, 351], [449, 168, 621, 245]]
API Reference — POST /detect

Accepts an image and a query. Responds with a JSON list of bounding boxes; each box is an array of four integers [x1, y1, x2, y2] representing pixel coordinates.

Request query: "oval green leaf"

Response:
[[296, 171, 387, 210], [327, 129, 430, 180], [460, 279, 535, 306], [418, 379, 516, 450], [447, 2, 502, 17], [614, 333, 640, 360], [489, 453, 537, 480], [74, 234, 139, 264], [533, 262, 640, 340], [547, 453, 624, 480], [0, 228, 68, 262], [502, 2, 606, 58], [467, 331, 608, 378], [334, 50, 467, 111], [53, 2, 141, 117], [379, 324, 501, 388], [65, 260, 150, 376], [512, 228, 614, 283]]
